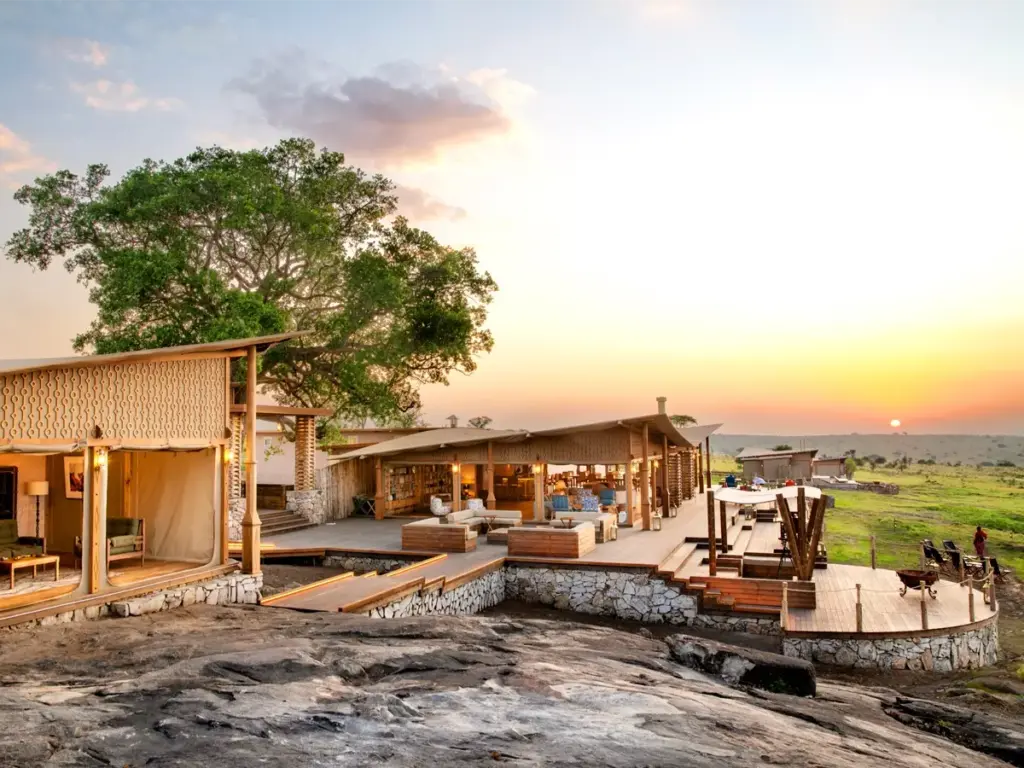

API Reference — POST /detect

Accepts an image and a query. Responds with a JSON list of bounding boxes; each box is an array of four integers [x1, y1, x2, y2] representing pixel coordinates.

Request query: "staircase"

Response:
[[260, 509, 315, 536]]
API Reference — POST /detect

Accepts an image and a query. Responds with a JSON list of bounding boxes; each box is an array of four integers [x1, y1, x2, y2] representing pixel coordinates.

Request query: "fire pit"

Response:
[[896, 569, 938, 599]]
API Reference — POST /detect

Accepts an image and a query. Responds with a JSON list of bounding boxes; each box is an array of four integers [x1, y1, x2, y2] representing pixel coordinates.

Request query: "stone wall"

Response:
[[287, 489, 326, 526], [228, 498, 246, 541], [365, 569, 506, 619], [782, 621, 999, 671], [323, 553, 421, 575], [5, 573, 262, 629]]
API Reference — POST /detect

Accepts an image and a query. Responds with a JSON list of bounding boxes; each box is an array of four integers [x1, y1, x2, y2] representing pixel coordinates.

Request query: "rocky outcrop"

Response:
[[884, 696, 1024, 765], [669, 635, 817, 696], [0, 608, 1014, 767]]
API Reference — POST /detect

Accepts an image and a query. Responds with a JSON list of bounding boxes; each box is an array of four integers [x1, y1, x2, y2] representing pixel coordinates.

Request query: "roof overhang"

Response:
[[0, 332, 308, 378]]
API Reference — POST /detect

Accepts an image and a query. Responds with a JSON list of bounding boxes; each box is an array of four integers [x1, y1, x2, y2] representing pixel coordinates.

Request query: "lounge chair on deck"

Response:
[[942, 539, 985, 578], [922, 539, 952, 575]]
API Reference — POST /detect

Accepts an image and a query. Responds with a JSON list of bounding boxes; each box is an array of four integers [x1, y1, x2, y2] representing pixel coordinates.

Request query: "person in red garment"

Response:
[[973, 525, 988, 559], [784, 479, 796, 487]]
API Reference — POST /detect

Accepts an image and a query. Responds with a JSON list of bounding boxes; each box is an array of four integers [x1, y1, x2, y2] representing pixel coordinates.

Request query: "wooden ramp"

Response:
[[261, 550, 506, 614]]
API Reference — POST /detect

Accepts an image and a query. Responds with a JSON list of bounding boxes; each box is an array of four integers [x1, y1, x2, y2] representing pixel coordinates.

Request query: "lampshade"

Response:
[[27, 481, 49, 497]]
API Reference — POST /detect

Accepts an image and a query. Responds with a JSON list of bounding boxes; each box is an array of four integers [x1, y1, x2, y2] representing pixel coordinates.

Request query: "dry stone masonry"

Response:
[[228, 498, 246, 541], [286, 489, 326, 526], [323, 554, 419, 574], [365, 569, 505, 618], [783, 621, 999, 671]]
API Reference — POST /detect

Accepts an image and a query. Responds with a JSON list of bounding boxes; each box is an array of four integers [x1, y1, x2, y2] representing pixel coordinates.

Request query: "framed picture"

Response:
[[64, 456, 85, 500]]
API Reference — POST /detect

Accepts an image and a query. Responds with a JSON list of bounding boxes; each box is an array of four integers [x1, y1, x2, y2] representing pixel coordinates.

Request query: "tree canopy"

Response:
[[5, 139, 497, 422], [669, 414, 696, 427]]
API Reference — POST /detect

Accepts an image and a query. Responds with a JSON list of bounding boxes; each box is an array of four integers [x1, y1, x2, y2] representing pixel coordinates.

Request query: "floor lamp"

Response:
[[27, 481, 48, 555]]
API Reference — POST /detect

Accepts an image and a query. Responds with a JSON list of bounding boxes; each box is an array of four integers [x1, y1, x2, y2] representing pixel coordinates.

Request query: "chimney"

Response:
[[656, 397, 667, 415], [447, 415, 459, 428]]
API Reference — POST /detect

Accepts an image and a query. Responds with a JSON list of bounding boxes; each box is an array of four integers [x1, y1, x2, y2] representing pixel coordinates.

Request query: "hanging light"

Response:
[[93, 448, 108, 468], [451, 462, 461, 474], [532, 463, 543, 475], [223, 447, 234, 464]]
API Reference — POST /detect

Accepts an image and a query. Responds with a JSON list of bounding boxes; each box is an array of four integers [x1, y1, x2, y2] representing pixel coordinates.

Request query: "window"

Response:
[[0, 467, 17, 521]]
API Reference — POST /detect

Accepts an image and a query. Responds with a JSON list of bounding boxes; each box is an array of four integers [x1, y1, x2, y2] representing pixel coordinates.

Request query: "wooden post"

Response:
[[706, 490, 717, 575], [968, 576, 975, 622], [661, 435, 670, 515], [453, 455, 462, 513], [374, 458, 385, 520], [533, 465, 545, 522], [989, 576, 997, 613], [486, 441, 496, 510], [624, 458, 635, 527], [697, 446, 705, 495], [959, 554, 965, 583], [780, 582, 788, 631], [719, 500, 728, 553], [855, 584, 863, 632], [919, 542, 926, 570], [705, 436, 712, 489], [122, 451, 133, 520], [870, 535, 876, 569], [220, 446, 229, 564], [241, 345, 262, 576], [86, 447, 100, 594], [920, 578, 928, 630], [640, 423, 651, 530]]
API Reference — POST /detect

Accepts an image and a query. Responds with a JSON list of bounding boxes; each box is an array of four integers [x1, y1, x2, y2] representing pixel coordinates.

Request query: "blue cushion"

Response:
[[552, 495, 570, 511]]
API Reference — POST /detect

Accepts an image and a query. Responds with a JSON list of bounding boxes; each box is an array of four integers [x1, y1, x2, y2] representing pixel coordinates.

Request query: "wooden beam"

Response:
[[661, 435, 670, 514], [624, 458, 635, 526], [374, 458, 385, 520], [719, 500, 729, 553], [486, 441, 496, 510], [533, 465, 545, 521], [705, 436, 712, 488], [219, 446, 229, 564], [706, 489, 717, 575], [640, 423, 651, 530], [697, 446, 705, 495], [241, 345, 262, 576], [88, 447, 100, 593], [229, 403, 334, 417]]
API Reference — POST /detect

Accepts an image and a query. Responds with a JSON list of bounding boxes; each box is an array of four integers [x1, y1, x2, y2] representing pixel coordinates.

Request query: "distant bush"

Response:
[[917, 458, 936, 465], [773, 444, 793, 451], [979, 461, 995, 467], [996, 460, 1016, 468]]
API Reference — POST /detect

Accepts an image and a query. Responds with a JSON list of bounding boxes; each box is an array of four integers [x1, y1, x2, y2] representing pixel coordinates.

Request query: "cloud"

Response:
[[394, 185, 466, 222], [230, 56, 527, 166], [57, 38, 110, 68], [71, 80, 182, 112], [0, 124, 55, 178], [637, 0, 698, 22]]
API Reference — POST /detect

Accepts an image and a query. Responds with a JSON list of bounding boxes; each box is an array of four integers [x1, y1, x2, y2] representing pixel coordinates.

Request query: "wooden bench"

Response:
[[507, 521, 596, 558], [401, 519, 477, 553]]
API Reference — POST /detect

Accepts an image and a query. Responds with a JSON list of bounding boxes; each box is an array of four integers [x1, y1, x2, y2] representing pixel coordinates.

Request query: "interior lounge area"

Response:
[[0, 332, 297, 621]]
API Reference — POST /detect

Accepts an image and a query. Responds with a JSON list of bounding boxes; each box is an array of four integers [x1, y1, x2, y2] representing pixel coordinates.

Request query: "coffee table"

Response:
[[1, 554, 60, 589]]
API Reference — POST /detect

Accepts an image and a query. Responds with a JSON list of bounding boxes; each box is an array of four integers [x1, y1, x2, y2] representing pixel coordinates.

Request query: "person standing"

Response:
[[973, 525, 988, 559]]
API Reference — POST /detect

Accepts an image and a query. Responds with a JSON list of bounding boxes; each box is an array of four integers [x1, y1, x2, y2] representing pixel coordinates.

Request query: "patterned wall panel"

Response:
[[294, 415, 316, 491], [0, 358, 227, 442], [229, 413, 243, 498]]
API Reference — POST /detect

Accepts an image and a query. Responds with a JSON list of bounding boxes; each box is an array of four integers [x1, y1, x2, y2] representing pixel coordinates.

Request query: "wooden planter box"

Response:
[[507, 522, 596, 558], [401, 520, 478, 553]]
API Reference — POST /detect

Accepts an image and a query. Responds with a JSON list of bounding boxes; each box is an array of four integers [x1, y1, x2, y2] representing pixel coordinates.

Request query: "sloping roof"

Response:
[[737, 446, 819, 461], [0, 332, 307, 377], [339, 427, 528, 459], [338, 417, 724, 461]]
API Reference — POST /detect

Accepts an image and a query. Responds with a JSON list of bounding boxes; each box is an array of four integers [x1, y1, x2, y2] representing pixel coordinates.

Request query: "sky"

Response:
[[1, 0, 1023, 435]]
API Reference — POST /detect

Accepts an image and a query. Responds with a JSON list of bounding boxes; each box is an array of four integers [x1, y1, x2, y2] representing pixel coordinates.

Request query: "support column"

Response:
[[374, 458, 385, 520], [624, 458, 635, 526], [697, 446, 705, 495], [294, 415, 316, 491], [707, 489, 717, 576], [452, 457, 462, 512], [661, 436, 670, 514], [640, 423, 651, 530], [219, 445, 229, 564], [486, 441, 496, 510], [705, 436, 712, 489], [533, 464, 545, 521], [229, 413, 243, 500], [241, 345, 262, 575]]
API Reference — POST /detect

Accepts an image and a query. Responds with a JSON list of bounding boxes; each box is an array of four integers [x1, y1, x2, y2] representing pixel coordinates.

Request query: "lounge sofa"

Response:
[[75, 517, 146, 567], [401, 518, 478, 552], [507, 521, 596, 558], [0, 520, 44, 558], [551, 511, 617, 542], [445, 508, 522, 530]]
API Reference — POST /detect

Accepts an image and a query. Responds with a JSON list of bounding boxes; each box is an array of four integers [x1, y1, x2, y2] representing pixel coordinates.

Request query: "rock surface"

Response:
[[668, 635, 817, 696], [0, 605, 1016, 767]]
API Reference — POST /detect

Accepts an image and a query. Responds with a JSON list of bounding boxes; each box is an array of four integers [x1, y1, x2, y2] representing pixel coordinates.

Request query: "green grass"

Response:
[[711, 456, 1024, 573]]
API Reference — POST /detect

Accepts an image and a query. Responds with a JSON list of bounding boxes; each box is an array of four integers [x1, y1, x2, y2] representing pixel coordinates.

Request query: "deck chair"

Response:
[[942, 540, 985, 578], [551, 495, 571, 513], [598, 488, 616, 507], [922, 539, 952, 575]]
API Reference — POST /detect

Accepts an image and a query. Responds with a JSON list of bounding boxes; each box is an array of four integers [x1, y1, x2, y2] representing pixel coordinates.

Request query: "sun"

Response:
[[890, 419, 901, 428]]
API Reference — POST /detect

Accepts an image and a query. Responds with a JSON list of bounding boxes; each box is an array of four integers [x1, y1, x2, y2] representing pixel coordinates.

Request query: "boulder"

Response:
[[668, 635, 816, 696]]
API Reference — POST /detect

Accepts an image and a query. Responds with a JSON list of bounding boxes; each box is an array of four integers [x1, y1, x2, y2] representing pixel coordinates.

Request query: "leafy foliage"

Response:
[[5, 139, 497, 422], [468, 416, 493, 429], [772, 444, 793, 451], [669, 414, 696, 427]]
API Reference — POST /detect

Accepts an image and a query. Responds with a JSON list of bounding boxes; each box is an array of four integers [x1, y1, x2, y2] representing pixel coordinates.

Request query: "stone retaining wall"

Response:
[[365, 570, 506, 619], [287, 489, 326, 526], [782, 621, 998, 671], [228, 498, 246, 541], [323, 554, 421, 575], [7, 573, 262, 629]]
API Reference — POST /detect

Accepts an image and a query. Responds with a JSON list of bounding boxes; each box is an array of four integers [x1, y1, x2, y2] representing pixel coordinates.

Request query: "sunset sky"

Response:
[[1, 0, 1022, 434]]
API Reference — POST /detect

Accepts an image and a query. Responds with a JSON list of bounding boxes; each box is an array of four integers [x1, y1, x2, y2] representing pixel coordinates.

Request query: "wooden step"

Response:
[[657, 542, 697, 578]]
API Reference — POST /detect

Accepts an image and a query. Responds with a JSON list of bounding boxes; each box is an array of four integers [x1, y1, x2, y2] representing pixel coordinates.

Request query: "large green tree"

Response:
[[5, 139, 497, 422]]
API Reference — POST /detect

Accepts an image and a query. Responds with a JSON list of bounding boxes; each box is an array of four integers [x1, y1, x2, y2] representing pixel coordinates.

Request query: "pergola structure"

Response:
[[0, 332, 301, 617], [340, 404, 720, 531]]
